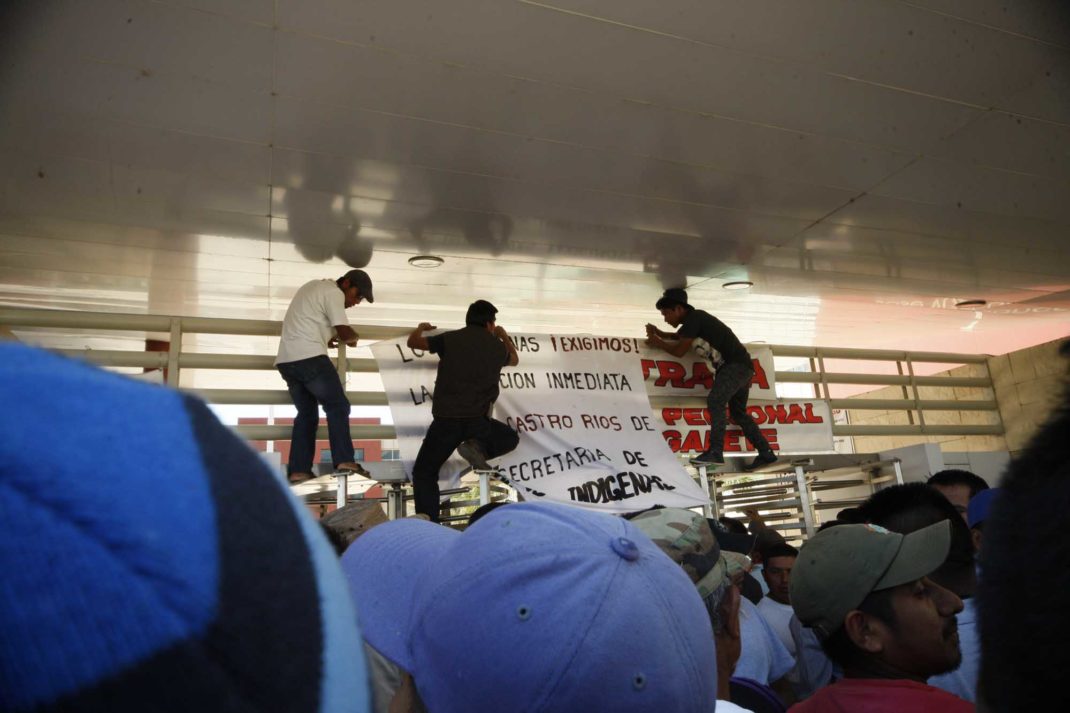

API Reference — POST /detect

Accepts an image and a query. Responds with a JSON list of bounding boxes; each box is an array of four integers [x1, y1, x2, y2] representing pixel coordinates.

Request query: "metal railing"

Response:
[[0, 306, 1003, 442]]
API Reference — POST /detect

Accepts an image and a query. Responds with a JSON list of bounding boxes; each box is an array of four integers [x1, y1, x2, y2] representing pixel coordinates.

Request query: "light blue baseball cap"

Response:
[[342, 502, 719, 713]]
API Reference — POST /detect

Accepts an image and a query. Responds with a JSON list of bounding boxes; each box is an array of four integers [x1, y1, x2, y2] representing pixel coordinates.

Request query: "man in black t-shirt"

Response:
[[407, 299, 520, 521], [646, 287, 776, 470]]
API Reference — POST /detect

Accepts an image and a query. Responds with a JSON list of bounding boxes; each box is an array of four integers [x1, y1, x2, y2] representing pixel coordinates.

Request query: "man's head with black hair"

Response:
[[654, 288, 694, 328], [467, 501, 509, 526], [654, 287, 690, 310], [464, 299, 498, 328], [928, 469, 989, 521], [858, 483, 976, 598], [836, 507, 865, 523], [761, 542, 798, 605], [978, 347, 1070, 712]]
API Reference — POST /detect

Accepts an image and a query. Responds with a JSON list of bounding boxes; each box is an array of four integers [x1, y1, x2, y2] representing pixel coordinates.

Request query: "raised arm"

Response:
[[493, 325, 520, 366], [407, 322, 436, 350], [646, 331, 692, 358]]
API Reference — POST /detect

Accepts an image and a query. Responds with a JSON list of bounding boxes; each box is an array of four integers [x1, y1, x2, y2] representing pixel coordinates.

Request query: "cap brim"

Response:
[[340, 518, 458, 669], [694, 557, 728, 597], [874, 519, 951, 592], [722, 551, 752, 579], [713, 529, 757, 555]]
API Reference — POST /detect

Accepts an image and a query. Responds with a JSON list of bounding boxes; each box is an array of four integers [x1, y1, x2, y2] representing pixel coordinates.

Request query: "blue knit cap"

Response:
[[0, 343, 370, 713]]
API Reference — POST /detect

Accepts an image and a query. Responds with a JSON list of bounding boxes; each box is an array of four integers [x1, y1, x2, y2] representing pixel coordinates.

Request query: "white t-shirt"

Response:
[[716, 701, 755, 713], [756, 596, 798, 657], [751, 564, 771, 596], [736, 597, 795, 685], [789, 613, 836, 699], [276, 280, 350, 365]]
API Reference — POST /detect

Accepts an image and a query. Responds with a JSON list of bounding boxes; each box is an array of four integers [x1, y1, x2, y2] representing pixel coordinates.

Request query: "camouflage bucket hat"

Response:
[[631, 508, 728, 598]]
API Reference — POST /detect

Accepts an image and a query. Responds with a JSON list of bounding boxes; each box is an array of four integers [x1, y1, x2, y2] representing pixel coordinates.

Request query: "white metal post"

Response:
[[693, 464, 716, 519], [166, 318, 182, 388], [336, 473, 347, 508], [893, 460, 905, 485], [795, 464, 816, 538], [386, 484, 405, 520], [336, 342, 347, 382], [478, 471, 491, 506]]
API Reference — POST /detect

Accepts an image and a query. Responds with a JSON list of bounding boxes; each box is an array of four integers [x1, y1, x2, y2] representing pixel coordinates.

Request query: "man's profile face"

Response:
[[875, 577, 963, 677], [763, 555, 795, 605], [659, 305, 686, 327], [931, 483, 971, 522], [342, 281, 363, 308]]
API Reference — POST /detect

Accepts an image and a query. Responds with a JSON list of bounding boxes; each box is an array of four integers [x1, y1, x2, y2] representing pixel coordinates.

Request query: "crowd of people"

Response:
[[2, 275, 1067, 712]]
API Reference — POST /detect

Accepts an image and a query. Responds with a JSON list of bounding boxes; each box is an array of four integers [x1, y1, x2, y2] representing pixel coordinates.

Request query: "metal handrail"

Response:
[[0, 306, 1003, 442]]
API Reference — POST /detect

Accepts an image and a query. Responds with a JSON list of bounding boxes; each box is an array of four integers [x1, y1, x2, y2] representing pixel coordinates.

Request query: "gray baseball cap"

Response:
[[790, 520, 950, 639]]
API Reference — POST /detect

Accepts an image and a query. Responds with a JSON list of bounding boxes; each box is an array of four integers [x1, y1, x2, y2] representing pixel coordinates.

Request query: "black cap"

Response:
[[341, 269, 374, 303], [707, 518, 758, 555], [655, 287, 689, 310]]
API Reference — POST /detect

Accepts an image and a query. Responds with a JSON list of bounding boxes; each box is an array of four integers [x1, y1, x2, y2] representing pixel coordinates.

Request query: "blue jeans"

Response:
[[708, 362, 772, 455], [277, 355, 354, 475]]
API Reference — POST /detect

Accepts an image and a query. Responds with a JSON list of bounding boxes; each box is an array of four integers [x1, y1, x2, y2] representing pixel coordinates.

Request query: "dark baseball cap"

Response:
[[790, 520, 950, 639], [341, 269, 374, 303], [707, 518, 758, 556]]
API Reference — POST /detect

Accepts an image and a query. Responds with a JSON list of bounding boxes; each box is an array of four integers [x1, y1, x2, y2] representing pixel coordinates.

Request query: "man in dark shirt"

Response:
[[406, 299, 520, 521], [646, 287, 776, 470]]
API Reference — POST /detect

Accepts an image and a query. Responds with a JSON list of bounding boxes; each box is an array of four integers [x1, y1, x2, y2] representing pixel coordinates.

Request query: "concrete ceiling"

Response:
[[2, 0, 1069, 356]]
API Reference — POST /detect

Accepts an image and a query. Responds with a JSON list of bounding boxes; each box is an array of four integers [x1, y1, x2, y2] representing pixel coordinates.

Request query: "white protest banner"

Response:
[[371, 332, 711, 513], [640, 344, 777, 401], [654, 399, 835, 456]]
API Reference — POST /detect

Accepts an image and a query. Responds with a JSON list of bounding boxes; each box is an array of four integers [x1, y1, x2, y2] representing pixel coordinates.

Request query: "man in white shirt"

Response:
[[736, 595, 795, 688], [275, 270, 373, 484], [756, 542, 799, 660]]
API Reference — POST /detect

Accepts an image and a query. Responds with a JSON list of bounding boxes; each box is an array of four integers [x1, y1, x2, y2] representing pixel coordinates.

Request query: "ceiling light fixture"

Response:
[[954, 299, 987, 308], [722, 281, 754, 290], [408, 255, 444, 268]]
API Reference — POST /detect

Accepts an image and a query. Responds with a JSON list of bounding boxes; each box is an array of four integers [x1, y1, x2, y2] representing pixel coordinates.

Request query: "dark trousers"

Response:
[[277, 355, 354, 475], [708, 361, 772, 455], [412, 416, 519, 521]]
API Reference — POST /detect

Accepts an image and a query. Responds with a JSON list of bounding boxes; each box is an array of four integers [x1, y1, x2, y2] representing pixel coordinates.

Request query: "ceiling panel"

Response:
[[870, 156, 1070, 225], [159, 0, 275, 26], [903, 0, 1070, 49], [0, 111, 271, 186], [532, 0, 1069, 121], [931, 110, 1070, 181], [276, 0, 982, 151], [60, 0, 274, 92], [270, 88, 917, 194], [0, 0, 1067, 358], [822, 193, 1070, 252]]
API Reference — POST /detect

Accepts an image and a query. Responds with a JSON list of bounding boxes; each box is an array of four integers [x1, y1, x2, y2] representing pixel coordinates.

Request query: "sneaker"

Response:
[[456, 440, 491, 471], [336, 462, 371, 477], [742, 452, 778, 472], [288, 471, 315, 485], [690, 449, 725, 466]]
